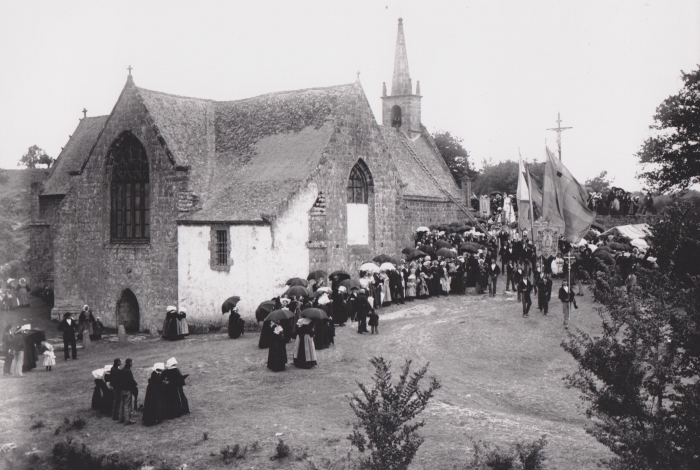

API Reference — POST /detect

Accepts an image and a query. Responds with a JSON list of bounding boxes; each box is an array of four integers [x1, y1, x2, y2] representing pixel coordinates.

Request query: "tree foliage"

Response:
[[584, 170, 614, 193], [18, 145, 54, 169], [472, 160, 544, 196], [637, 67, 700, 192], [431, 131, 477, 185], [348, 357, 441, 470], [562, 202, 700, 470]]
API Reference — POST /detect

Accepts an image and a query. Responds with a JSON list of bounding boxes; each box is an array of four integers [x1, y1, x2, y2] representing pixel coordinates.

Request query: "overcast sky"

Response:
[[1, 0, 698, 191]]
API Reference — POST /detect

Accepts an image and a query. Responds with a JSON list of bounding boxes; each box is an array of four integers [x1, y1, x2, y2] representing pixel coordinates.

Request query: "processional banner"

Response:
[[534, 221, 562, 259]]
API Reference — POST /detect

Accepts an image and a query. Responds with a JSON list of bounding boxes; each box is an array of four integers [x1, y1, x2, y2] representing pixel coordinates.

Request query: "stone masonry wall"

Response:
[[52, 81, 182, 330], [399, 196, 466, 248]]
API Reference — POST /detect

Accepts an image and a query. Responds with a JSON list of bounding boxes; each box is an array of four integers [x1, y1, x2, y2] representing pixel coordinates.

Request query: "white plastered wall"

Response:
[[178, 182, 317, 321]]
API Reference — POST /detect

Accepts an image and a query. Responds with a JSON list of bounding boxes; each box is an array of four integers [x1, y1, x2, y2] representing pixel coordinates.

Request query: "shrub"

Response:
[[347, 357, 441, 470], [271, 439, 291, 460], [465, 436, 547, 470], [220, 444, 246, 462]]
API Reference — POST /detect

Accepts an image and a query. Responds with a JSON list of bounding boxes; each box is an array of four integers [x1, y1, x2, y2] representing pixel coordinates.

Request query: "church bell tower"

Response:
[[382, 18, 422, 138]]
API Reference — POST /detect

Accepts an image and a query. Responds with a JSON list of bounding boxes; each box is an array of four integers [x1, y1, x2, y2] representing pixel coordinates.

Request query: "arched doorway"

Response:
[[117, 289, 140, 333], [391, 105, 402, 128]]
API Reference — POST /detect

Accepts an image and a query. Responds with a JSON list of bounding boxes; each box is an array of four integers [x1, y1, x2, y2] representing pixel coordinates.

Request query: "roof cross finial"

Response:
[[127, 65, 133, 76], [82, 108, 87, 119], [356, 71, 361, 81]]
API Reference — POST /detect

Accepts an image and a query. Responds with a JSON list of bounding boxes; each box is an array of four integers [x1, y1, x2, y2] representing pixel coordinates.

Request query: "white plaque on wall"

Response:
[[347, 203, 369, 245]]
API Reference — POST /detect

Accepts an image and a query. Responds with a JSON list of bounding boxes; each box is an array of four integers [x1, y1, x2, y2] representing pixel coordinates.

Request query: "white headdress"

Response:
[[152, 362, 165, 372], [166, 305, 177, 313], [165, 357, 178, 369]]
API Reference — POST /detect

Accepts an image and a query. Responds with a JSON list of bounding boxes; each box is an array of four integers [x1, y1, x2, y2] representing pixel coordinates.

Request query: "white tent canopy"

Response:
[[599, 223, 651, 240]]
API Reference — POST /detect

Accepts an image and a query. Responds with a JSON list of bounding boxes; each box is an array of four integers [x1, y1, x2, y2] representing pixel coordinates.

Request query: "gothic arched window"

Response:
[[107, 132, 150, 243], [347, 165, 369, 204]]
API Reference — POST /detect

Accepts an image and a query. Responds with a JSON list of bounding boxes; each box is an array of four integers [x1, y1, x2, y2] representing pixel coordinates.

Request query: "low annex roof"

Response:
[[42, 115, 109, 196]]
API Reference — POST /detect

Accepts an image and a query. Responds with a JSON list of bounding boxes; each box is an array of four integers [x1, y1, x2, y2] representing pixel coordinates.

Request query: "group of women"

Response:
[[162, 305, 189, 341], [1, 278, 31, 310], [90, 357, 189, 426]]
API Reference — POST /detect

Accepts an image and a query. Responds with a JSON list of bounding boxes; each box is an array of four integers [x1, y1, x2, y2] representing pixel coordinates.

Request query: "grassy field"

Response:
[[0, 285, 611, 469]]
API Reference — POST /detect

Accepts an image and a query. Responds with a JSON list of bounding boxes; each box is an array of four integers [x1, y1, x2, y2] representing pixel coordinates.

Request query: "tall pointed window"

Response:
[[107, 132, 150, 243], [346, 162, 372, 245]]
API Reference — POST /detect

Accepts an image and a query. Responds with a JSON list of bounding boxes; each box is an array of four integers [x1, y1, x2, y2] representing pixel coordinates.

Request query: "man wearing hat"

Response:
[[118, 358, 138, 424], [58, 313, 78, 360]]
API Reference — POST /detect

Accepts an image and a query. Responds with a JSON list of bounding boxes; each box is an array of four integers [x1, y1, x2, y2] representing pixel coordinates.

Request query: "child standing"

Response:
[[368, 311, 379, 334], [42, 341, 55, 371]]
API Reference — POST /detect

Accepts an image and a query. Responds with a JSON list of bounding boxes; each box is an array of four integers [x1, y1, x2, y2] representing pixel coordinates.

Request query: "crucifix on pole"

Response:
[[546, 112, 572, 160]]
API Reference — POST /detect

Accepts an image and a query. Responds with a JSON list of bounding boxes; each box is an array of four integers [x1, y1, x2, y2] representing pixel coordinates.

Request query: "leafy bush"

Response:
[[271, 439, 291, 460], [464, 436, 547, 470], [220, 444, 246, 462], [348, 357, 441, 470]]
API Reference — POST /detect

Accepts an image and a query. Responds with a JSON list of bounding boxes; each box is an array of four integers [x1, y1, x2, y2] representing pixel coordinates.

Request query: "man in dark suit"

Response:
[[118, 358, 138, 424], [107, 358, 122, 420], [536, 273, 553, 315], [519, 275, 534, 317], [58, 313, 77, 360], [486, 258, 501, 297], [558, 279, 578, 328]]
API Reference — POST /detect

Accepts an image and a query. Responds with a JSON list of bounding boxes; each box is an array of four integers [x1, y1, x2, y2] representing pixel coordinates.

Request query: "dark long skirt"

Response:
[[162, 313, 179, 341], [161, 368, 190, 419], [142, 372, 166, 426], [331, 299, 348, 325], [313, 319, 329, 350], [258, 321, 273, 349], [228, 312, 245, 339], [267, 334, 287, 372]]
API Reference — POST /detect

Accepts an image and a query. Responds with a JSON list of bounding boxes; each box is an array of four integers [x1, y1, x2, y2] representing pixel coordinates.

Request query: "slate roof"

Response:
[[179, 84, 353, 222], [379, 125, 460, 199], [42, 116, 108, 196]]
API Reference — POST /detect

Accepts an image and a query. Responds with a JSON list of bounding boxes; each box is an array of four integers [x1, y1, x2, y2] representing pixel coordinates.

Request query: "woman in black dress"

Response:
[[293, 318, 317, 369], [162, 358, 189, 419], [267, 323, 287, 372], [162, 306, 180, 341], [354, 290, 372, 334], [227, 305, 245, 339], [143, 362, 166, 425]]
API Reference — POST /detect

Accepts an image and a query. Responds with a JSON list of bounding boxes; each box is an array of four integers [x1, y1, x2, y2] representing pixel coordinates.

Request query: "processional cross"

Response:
[[546, 112, 572, 160]]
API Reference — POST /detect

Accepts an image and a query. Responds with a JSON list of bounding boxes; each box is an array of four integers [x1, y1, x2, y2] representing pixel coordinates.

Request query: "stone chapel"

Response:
[[29, 19, 473, 330]]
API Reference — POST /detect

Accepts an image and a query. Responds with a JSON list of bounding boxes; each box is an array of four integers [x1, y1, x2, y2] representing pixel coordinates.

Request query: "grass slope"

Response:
[[0, 286, 611, 469]]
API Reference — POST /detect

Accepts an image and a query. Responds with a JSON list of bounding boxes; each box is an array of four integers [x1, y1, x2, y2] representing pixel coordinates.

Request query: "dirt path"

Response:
[[0, 287, 610, 469]]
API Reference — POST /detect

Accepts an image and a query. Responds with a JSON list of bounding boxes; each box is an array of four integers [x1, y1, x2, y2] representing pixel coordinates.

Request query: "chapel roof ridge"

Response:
[[135, 82, 357, 106]]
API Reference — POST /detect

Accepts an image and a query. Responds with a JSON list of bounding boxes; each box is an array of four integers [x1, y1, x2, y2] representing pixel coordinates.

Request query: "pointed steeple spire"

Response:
[[391, 18, 412, 96]]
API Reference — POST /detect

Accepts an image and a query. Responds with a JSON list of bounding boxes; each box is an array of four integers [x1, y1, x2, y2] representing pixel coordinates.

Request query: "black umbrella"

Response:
[[286, 277, 309, 287], [457, 225, 471, 232], [438, 224, 451, 231], [307, 270, 328, 281], [221, 296, 241, 314], [596, 245, 612, 252], [436, 248, 457, 259], [329, 270, 351, 282], [373, 254, 394, 264], [591, 223, 605, 232], [428, 225, 437, 231], [435, 240, 452, 249], [255, 300, 276, 322], [418, 245, 437, 257], [285, 286, 310, 297], [339, 279, 363, 290], [406, 250, 427, 261], [264, 309, 294, 322], [308, 290, 328, 299], [402, 247, 416, 255], [449, 221, 462, 227], [300, 308, 329, 320]]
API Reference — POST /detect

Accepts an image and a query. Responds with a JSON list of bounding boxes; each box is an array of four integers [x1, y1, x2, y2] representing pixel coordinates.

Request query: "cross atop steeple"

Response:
[[127, 65, 133, 76], [82, 108, 87, 119], [391, 18, 412, 96]]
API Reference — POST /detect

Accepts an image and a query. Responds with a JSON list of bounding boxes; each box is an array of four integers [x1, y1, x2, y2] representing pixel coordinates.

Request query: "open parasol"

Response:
[[264, 308, 294, 322], [285, 286, 310, 297], [300, 308, 328, 320], [379, 262, 396, 271], [360, 262, 380, 273], [329, 270, 351, 281], [436, 248, 457, 259], [221, 296, 241, 314], [416, 226, 430, 232], [306, 270, 328, 281], [286, 277, 309, 287], [255, 300, 276, 322]]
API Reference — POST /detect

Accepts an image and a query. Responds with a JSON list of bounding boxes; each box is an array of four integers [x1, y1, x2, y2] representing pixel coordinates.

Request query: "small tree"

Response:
[[472, 160, 545, 196], [584, 170, 614, 193], [432, 130, 477, 185], [348, 357, 441, 470], [18, 145, 54, 169]]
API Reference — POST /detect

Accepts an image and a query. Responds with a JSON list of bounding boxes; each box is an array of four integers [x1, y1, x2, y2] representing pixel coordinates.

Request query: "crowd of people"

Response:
[[90, 356, 189, 426], [587, 187, 654, 215], [1, 278, 32, 311]]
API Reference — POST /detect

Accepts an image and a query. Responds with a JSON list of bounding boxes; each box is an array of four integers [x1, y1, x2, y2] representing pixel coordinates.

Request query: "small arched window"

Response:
[[347, 165, 369, 204], [391, 105, 402, 128], [107, 132, 150, 243]]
